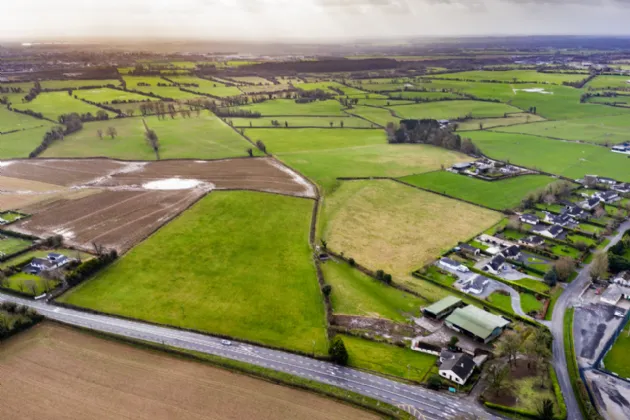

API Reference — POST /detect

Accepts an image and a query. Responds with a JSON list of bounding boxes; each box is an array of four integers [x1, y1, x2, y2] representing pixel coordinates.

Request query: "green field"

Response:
[[249, 128, 469, 192], [122, 76, 173, 88], [43, 111, 259, 160], [496, 115, 630, 144], [512, 278, 551, 293], [74, 88, 156, 104], [349, 105, 399, 126], [587, 75, 630, 90], [40, 79, 121, 90], [0, 236, 32, 255], [343, 335, 437, 383], [400, 172, 555, 210], [456, 113, 545, 130], [603, 320, 630, 378], [487, 292, 515, 314], [228, 116, 377, 128], [0, 125, 60, 158], [587, 95, 630, 107], [0, 107, 52, 132], [431, 70, 586, 84], [132, 86, 204, 100], [13, 92, 116, 121], [228, 99, 346, 116], [322, 260, 425, 322], [230, 76, 273, 85], [58, 191, 328, 355], [390, 91, 463, 101], [520, 293, 543, 314], [465, 131, 630, 182], [169, 76, 242, 97], [354, 99, 414, 107], [5, 272, 57, 296], [390, 100, 522, 120]]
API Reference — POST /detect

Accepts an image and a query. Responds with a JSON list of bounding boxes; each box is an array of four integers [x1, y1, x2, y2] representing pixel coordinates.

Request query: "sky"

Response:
[[2, 0, 630, 41]]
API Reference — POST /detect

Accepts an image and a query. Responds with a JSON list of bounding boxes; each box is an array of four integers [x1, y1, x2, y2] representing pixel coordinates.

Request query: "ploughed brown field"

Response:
[[0, 157, 315, 252], [0, 323, 376, 420]]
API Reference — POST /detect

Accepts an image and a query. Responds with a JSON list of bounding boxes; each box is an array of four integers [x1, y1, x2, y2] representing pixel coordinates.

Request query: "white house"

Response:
[[438, 257, 469, 273], [594, 190, 620, 203], [598, 177, 618, 185], [500, 245, 521, 260], [519, 214, 539, 225], [613, 183, 630, 194], [580, 197, 601, 211], [462, 275, 490, 295], [484, 255, 506, 275], [536, 224, 564, 239], [439, 353, 476, 385]]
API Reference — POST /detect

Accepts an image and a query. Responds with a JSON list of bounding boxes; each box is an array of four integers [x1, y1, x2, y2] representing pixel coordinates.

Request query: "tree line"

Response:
[[386, 119, 481, 155]]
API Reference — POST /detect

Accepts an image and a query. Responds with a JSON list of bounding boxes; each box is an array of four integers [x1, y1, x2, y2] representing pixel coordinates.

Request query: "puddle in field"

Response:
[[142, 178, 203, 190]]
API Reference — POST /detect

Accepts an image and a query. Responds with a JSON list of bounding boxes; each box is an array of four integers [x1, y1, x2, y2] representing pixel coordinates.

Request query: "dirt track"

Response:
[[0, 323, 376, 420]]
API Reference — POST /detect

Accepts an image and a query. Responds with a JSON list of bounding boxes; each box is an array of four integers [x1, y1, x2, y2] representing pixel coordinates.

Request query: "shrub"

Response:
[[348, 258, 355, 266], [322, 284, 332, 296], [427, 374, 442, 390], [329, 336, 349, 365]]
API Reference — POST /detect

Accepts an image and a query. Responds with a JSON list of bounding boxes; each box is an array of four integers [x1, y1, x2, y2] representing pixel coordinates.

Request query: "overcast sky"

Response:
[[2, 0, 630, 41]]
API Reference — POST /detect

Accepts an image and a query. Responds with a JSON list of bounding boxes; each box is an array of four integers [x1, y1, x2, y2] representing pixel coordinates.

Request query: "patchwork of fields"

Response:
[[13, 92, 117, 121]]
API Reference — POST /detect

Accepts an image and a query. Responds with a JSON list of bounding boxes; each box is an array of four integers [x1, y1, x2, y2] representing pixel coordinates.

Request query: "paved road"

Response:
[[550, 220, 630, 420], [0, 294, 501, 420]]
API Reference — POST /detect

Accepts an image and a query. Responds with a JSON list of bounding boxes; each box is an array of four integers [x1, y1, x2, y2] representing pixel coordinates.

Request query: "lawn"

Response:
[[228, 116, 376, 128], [40, 79, 121, 90], [0, 125, 60, 159], [342, 335, 437, 383], [0, 107, 53, 132], [322, 260, 425, 323], [424, 265, 458, 287], [586, 75, 630, 90], [512, 278, 551, 293], [4, 272, 57, 296], [42, 111, 259, 160], [465, 131, 630, 182], [486, 292, 515, 314], [349, 105, 399, 126], [320, 180, 502, 276], [391, 91, 464, 101], [13, 92, 117, 121], [169, 76, 242, 97], [0, 248, 91, 269], [400, 172, 556, 210], [456, 113, 545, 131], [0, 236, 32, 256], [496, 115, 630, 145], [602, 320, 630, 378], [430, 70, 587, 84], [227, 99, 346, 116], [74, 88, 156, 104], [520, 293, 543, 314], [389, 100, 522, 120], [58, 191, 329, 355]]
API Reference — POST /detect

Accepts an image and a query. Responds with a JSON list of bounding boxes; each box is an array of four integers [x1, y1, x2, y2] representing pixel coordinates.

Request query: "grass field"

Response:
[[512, 278, 551, 293], [320, 180, 502, 276], [74, 88, 156, 103], [169, 76, 242, 97], [0, 235, 32, 255], [256, 128, 469, 192], [39, 79, 121, 90], [230, 76, 273, 85], [348, 105, 398, 126], [587, 75, 630, 90], [0, 323, 374, 420], [399, 172, 556, 210], [122, 76, 174, 88], [0, 107, 52, 132], [603, 320, 630, 378], [355, 99, 414, 107], [520, 293, 543, 314], [13, 92, 117, 121], [132, 86, 205, 100], [228, 99, 346, 116], [58, 191, 328, 355], [0, 248, 91, 269], [228, 116, 377, 128], [391, 91, 463, 101], [496, 115, 630, 144], [465, 131, 630, 182], [0, 125, 60, 158], [487, 292, 515, 314], [43, 111, 259, 160], [342, 335, 437, 383], [321, 260, 425, 322], [456, 113, 545, 130], [5, 272, 57, 296], [587, 95, 630, 107], [390, 100, 522, 120], [430, 70, 587, 84]]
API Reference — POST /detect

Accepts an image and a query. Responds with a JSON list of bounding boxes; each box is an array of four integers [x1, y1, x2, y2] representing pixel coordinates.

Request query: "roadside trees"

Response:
[[329, 336, 349, 365], [590, 252, 609, 281]]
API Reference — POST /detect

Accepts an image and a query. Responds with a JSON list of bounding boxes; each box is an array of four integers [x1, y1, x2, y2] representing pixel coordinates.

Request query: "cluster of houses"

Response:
[[23, 252, 70, 275], [582, 175, 630, 195], [611, 144, 630, 155], [519, 200, 595, 241], [415, 296, 511, 386]]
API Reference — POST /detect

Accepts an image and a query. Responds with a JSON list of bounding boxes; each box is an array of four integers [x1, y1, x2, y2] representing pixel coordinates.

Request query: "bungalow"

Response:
[[445, 305, 510, 343], [484, 255, 506, 275], [501, 245, 521, 260], [457, 243, 481, 256], [519, 214, 539, 225], [23, 258, 55, 275], [439, 349, 458, 364], [534, 224, 564, 239], [613, 183, 630, 194], [422, 296, 464, 320], [439, 353, 476, 385], [600, 284, 630, 306], [462, 275, 490, 295], [598, 177, 618, 185], [452, 162, 473, 171], [519, 235, 545, 248], [594, 190, 620, 203], [544, 212, 572, 227], [47, 252, 70, 267], [438, 257, 469, 273], [612, 145, 630, 154], [580, 197, 601, 211], [564, 205, 588, 220]]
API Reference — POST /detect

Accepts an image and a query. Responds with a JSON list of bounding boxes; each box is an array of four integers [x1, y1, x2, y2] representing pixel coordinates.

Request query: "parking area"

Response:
[[585, 369, 630, 420], [573, 301, 623, 366]]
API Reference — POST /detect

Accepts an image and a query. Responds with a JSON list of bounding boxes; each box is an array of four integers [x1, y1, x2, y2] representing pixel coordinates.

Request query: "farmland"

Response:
[[456, 113, 545, 130], [400, 172, 556, 210], [0, 323, 375, 420], [0, 235, 31, 255], [430, 70, 587, 84], [169, 76, 242, 97], [58, 191, 329, 355], [389, 100, 522, 120], [0, 125, 60, 158], [586, 75, 630, 90], [465, 131, 630, 181], [349, 105, 398, 126], [226, 99, 346, 116], [73, 88, 156, 103], [40, 79, 121, 90], [603, 320, 630, 378], [320, 180, 502, 276], [245, 127, 384, 153], [227, 116, 376, 128], [0, 107, 53, 132], [13, 92, 116, 121]]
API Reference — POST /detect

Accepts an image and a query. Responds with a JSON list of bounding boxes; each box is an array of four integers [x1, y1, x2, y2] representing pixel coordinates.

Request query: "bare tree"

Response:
[[554, 257, 576, 282], [145, 129, 160, 160], [590, 252, 609, 280], [127, 109, 135, 117], [24, 279, 37, 295], [97, 129, 103, 140], [496, 331, 521, 366], [106, 127, 117, 139], [92, 242, 105, 256], [485, 362, 512, 396]]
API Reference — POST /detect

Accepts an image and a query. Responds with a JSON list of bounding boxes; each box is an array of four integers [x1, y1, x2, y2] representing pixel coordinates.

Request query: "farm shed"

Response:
[[445, 305, 510, 343], [422, 296, 463, 320]]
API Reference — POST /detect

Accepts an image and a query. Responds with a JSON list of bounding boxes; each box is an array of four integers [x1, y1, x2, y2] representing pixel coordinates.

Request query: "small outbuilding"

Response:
[[422, 296, 464, 320]]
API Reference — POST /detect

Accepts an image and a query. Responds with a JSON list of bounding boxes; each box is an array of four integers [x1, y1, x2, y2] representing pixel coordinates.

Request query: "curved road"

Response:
[[550, 220, 630, 420], [0, 294, 500, 420]]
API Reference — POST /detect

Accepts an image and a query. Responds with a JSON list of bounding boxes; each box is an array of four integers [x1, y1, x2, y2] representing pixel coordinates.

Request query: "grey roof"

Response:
[[452, 162, 473, 170], [598, 191, 618, 200], [520, 214, 538, 223], [502, 245, 520, 259], [440, 353, 476, 380], [523, 235, 544, 246], [548, 225, 564, 236], [487, 255, 505, 271], [565, 205, 585, 217], [459, 243, 479, 253], [598, 177, 617, 183], [440, 257, 461, 267], [440, 349, 458, 361], [602, 285, 623, 303], [586, 197, 601, 207]]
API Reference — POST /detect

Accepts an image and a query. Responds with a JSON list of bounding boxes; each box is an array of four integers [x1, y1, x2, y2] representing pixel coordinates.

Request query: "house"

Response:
[[594, 190, 620, 203], [501, 245, 521, 260], [462, 275, 490, 295], [47, 252, 69, 267], [23, 258, 54, 275], [445, 305, 510, 343], [484, 255, 506, 275], [598, 177, 617, 185], [439, 353, 477, 385], [422, 296, 464, 320], [600, 284, 630, 306], [580, 197, 601, 211], [457, 243, 480, 256], [519, 235, 545, 248], [544, 212, 572, 227], [452, 162, 473, 171], [564, 204, 588, 220], [612, 145, 630, 154], [439, 349, 458, 364], [519, 214, 539, 225], [535, 224, 564, 239], [438, 257, 469, 273], [613, 183, 630, 194]]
